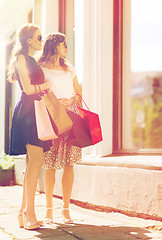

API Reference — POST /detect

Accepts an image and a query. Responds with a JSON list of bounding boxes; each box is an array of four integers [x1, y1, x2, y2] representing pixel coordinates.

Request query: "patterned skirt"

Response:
[[43, 104, 82, 170]]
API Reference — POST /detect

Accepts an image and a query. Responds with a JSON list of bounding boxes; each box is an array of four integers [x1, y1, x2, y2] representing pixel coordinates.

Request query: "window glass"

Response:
[[131, 0, 162, 149]]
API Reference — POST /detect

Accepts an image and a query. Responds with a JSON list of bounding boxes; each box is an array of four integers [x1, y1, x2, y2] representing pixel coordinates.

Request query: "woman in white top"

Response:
[[38, 33, 82, 224]]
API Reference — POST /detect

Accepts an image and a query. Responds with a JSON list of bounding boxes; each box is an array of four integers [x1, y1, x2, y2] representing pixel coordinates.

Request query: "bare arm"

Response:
[[16, 54, 50, 95], [73, 76, 82, 106]]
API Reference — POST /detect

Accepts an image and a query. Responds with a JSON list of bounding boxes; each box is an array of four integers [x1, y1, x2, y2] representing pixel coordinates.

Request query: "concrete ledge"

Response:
[[80, 155, 162, 170], [14, 154, 162, 219]]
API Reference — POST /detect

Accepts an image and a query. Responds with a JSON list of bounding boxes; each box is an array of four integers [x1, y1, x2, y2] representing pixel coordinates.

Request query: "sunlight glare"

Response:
[[131, 0, 162, 72]]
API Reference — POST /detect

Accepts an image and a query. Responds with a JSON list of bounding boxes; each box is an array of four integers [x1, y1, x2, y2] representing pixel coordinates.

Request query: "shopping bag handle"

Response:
[[76, 94, 90, 111]]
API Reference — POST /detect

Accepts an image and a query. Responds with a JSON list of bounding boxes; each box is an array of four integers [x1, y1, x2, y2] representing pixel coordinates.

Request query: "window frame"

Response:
[[59, 0, 66, 34], [113, 0, 162, 155], [113, 0, 123, 153]]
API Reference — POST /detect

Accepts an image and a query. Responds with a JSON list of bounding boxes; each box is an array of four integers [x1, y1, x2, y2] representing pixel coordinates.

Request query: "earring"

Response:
[[27, 39, 31, 45]]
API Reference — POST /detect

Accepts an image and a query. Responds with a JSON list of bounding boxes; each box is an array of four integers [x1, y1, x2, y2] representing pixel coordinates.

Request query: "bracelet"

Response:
[[35, 83, 48, 95], [38, 85, 41, 93], [34, 85, 37, 94], [35, 85, 40, 94], [35, 84, 42, 96]]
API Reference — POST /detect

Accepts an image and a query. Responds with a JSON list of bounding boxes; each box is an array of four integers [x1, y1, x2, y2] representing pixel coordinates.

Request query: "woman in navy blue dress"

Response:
[[8, 24, 50, 230]]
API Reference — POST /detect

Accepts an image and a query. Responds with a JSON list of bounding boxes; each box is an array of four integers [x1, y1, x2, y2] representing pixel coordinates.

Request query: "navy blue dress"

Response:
[[9, 55, 51, 155]]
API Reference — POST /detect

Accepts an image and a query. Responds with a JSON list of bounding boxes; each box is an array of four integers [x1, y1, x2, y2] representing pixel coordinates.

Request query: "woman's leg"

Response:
[[44, 168, 56, 219], [62, 165, 74, 220], [19, 153, 29, 216], [25, 144, 44, 223]]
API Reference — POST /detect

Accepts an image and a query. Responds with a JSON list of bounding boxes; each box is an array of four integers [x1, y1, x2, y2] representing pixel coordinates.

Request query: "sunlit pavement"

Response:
[[0, 186, 162, 240]]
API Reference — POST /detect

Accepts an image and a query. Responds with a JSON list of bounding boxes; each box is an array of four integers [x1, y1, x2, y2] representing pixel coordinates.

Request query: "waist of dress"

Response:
[[21, 91, 41, 101]]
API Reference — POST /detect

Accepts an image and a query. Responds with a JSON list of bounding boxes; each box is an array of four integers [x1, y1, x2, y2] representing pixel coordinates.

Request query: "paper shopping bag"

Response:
[[34, 99, 58, 141], [42, 91, 73, 135]]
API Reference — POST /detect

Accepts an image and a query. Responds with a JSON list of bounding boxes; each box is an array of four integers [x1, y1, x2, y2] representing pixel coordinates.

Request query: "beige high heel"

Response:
[[23, 212, 40, 230], [44, 208, 53, 224], [37, 220, 44, 226], [18, 213, 43, 228], [62, 208, 73, 224], [18, 214, 24, 228]]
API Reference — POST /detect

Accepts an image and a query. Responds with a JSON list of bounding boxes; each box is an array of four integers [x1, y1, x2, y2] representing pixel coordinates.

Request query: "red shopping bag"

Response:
[[34, 99, 58, 141], [78, 94, 103, 145], [65, 95, 103, 148], [78, 107, 103, 145], [66, 110, 92, 148]]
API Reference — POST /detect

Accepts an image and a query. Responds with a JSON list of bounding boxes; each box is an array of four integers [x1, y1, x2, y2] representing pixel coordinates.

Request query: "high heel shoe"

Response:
[[23, 212, 40, 230], [62, 208, 73, 224], [44, 208, 53, 224], [18, 214, 24, 228], [18, 213, 43, 228]]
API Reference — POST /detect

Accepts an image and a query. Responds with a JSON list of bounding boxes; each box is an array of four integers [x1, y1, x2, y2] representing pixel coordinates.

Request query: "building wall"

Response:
[[0, 0, 33, 153], [80, 0, 113, 157], [0, 43, 6, 152]]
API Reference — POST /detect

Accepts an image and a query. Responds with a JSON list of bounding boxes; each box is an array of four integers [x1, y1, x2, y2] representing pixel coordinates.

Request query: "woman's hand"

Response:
[[39, 81, 51, 93], [73, 76, 82, 107], [45, 80, 52, 89], [59, 97, 74, 109]]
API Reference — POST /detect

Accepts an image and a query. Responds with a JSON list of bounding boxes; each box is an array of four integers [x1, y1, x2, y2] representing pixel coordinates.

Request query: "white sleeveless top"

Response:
[[42, 67, 76, 99]]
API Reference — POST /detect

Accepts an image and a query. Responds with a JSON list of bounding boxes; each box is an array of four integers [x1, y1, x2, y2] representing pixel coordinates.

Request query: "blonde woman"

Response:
[[8, 24, 50, 230]]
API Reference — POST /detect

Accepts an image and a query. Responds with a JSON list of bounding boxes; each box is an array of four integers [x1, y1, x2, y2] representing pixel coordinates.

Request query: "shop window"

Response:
[[114, 0, 162, 153], [129, 0, 162, 150]]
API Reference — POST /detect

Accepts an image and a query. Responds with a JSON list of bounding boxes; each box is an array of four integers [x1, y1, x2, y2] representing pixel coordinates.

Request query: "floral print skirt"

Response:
[[43, 104, 82, 170]]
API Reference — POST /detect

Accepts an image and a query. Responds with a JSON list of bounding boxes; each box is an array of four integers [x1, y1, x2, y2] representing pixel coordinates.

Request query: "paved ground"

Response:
[[0, 186, 162, 240]]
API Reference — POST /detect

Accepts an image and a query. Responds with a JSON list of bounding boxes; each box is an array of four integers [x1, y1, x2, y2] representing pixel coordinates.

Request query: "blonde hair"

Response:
[[8, 23, 39, 82]]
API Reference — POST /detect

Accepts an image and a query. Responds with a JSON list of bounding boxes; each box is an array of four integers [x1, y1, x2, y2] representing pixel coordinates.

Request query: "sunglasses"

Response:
[[63, 42, 67, 48], [38, 35, 42, 41]]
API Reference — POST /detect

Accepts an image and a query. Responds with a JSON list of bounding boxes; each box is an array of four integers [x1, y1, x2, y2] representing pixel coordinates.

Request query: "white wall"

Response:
[[66, 0, 75, 65], [74, 0, 84, 85], [75, 0, 113, 157], [0, 0, 33, 153], [41, 0, 59, 36], [0, 42, 6, 152], [0, 0, 33, 37]]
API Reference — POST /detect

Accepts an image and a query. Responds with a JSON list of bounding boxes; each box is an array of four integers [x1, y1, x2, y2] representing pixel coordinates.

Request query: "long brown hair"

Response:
[[8, 23, 39, 82], [38, 33, 69, 71]]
